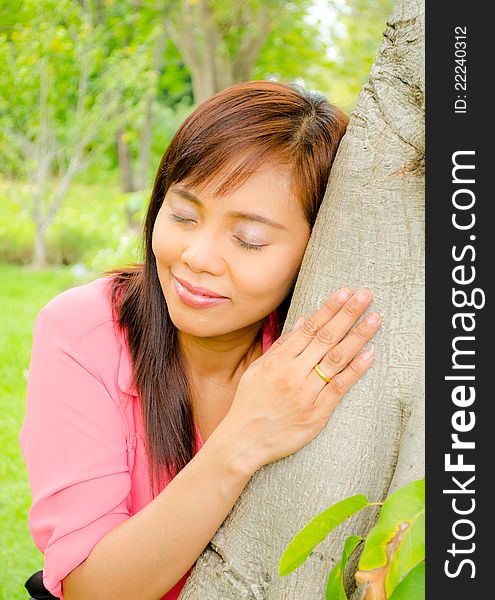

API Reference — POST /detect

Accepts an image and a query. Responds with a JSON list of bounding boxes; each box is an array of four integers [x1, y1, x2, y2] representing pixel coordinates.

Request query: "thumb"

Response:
[[263, 315, 306, 357]]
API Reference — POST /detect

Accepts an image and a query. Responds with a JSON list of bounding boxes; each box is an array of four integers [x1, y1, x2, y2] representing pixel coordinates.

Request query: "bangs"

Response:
[[176, 145, 292, 199]]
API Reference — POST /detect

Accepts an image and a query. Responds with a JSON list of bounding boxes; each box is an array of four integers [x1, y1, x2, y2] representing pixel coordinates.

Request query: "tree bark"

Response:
[[117, 129, 136, 194], [179, 0, 424, 598]]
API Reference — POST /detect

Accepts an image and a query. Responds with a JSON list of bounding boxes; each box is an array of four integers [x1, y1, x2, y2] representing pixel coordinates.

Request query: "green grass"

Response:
[[0, 264, 95, 599]]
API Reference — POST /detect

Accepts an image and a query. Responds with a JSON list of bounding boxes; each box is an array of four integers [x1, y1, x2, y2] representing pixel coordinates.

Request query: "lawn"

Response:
[[0, 264, 95, 599]]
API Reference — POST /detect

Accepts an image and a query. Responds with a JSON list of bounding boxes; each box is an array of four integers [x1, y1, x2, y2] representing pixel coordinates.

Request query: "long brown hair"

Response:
[[106, 81, 348, 497]]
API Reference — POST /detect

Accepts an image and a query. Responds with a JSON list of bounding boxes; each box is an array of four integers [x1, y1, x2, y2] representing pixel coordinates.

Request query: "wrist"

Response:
[[206, 419, 262, 482]]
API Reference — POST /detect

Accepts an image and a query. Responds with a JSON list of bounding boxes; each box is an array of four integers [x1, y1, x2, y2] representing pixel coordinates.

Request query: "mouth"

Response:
[[172, 274, 229, 308], [172, 274, 227, 298]]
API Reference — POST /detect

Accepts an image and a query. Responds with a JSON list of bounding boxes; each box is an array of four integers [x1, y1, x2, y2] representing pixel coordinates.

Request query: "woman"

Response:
[[19, 81, 381, 600]]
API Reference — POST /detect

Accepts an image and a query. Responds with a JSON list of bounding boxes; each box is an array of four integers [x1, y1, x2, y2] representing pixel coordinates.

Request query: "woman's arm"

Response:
[[63, 286, 380, 600], [62, 429, 256, 600]]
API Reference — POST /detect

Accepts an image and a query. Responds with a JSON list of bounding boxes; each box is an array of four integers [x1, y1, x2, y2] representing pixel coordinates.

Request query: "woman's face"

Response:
[[151, 162, 311, 338]]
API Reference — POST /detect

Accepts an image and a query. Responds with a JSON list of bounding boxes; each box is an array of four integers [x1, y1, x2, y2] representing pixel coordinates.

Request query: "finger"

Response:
[[267, 287, 353, 358], [313, 349, 375, 415], [305, 310, 381, 384], [298, 288, 373, 365], [263, 315, 306, 355]]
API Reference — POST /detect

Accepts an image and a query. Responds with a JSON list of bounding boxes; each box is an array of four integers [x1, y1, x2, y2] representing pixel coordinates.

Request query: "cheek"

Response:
[[152, 214, 177, 263], [237, 247, 304, 301]]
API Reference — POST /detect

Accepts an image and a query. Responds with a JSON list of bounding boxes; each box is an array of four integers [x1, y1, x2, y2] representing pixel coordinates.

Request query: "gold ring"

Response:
[[313, 363, 331, 383]]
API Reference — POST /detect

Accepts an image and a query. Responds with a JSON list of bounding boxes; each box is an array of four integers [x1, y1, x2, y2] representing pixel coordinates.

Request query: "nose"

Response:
[[181, 227, 225, 275]]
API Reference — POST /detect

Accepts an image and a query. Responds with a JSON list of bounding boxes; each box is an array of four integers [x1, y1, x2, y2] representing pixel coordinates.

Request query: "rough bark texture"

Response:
[[179, 0, 424, 597]]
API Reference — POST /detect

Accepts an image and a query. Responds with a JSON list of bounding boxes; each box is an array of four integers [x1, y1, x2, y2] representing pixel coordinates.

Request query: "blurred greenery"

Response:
[[0, 264, 90, 599], [0, 176, 142, 269], [324, 0, 395, 109], [0, 0, 394, 593]]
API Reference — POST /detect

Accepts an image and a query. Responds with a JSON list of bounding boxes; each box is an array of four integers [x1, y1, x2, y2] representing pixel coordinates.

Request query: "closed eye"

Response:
[[168, 213, 266, 252], [234, 237, 265, 252], [168, 213, 195, 224]]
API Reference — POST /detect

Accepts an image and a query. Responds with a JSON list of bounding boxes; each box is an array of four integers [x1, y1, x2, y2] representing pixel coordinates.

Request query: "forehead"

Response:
[[176, 160, 304, 221]]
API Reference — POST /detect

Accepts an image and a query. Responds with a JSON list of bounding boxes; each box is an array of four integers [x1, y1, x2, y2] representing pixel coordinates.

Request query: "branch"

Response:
[[3, 124, 34, 159], [231, 4, 272, 80], [165, 1, 203, 73], [45, 150, 84, 225]]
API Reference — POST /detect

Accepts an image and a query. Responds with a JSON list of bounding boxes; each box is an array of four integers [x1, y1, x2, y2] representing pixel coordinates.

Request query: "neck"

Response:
[[178, 320, 264, 387]]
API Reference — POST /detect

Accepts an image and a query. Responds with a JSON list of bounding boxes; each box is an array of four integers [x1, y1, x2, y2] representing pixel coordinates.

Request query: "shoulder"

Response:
[[34, 276, 125, 381], [40, 276, 116, 339]]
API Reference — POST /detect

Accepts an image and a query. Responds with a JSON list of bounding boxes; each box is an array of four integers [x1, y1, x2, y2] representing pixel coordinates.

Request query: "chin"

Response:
[[170, 317, 232, 339], [165, 296, 227, 333]]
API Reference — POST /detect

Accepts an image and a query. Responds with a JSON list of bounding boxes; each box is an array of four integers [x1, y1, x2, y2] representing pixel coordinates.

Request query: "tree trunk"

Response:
[[136, 95, 153, 191], [136, 20, 168, 192], [32, 222, 49, 269], [117, 129, 136, 194], [166, 1, 274, 104], [179, 0, 424, 598]]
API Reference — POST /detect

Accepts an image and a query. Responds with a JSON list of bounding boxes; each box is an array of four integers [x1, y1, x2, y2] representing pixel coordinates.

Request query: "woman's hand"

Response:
[[219, 288, 381, 473]]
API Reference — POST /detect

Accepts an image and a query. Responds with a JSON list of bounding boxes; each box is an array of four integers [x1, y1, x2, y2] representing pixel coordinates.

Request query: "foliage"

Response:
[[0, 190, 35, 264], [279, 479, 425, 600], [0, 0, 393, 178], [198, 0, 335, 87], [0, 177, 141, 269], [279, 494, 369, 576], [326, 535, 363, 600], [388, 561, 425, 600], [321, 0, 395, 112], [253, 0, 333, 90], [79, 1, 193, 178], [356, 480, 425, 599], [0, 0, 391, 264], [0, 0, 156, 176], [0, 0, 158, 266]]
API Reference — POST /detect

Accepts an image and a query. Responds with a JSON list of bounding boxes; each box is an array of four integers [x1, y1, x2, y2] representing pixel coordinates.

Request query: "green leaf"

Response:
[[279, 494, 369, 576], [325, 535, 363, 600], [358, 479, 425, 597], [388, 561, 425, 600]]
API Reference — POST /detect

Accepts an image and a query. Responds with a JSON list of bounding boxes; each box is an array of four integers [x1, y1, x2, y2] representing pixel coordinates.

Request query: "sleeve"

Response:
[[18, 307, 132, 600]]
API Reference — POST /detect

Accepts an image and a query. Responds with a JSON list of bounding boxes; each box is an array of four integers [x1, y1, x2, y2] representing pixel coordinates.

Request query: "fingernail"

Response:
[[337, 288, 352, 301], [357, 288, 371, 302], [366, 312, 380, 325], [361, 349, 374, 362], [292, 316, 305, 331]]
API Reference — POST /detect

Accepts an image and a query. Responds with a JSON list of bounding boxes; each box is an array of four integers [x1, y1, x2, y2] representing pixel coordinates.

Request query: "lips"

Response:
[[172, 275, 226, 298], [172, 275, 228, 309]]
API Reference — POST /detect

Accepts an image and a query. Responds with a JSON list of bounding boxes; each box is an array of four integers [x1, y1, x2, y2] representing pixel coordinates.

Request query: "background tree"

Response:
[[165, 0, 333, 103], [86, 1, 192, 198], [178, 0, 424, 597], [0, 0, 154, 267]]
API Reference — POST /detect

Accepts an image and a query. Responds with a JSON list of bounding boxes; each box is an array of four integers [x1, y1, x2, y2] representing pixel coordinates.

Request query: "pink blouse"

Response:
[[18, 275, 279, 599]]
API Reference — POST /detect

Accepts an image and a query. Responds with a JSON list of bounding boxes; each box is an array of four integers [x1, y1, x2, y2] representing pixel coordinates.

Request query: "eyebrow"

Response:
[[169, 186, 288, 231]]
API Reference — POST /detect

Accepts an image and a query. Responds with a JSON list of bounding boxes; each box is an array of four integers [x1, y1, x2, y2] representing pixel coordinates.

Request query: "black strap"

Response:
[[24, 570, 60, 599]]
